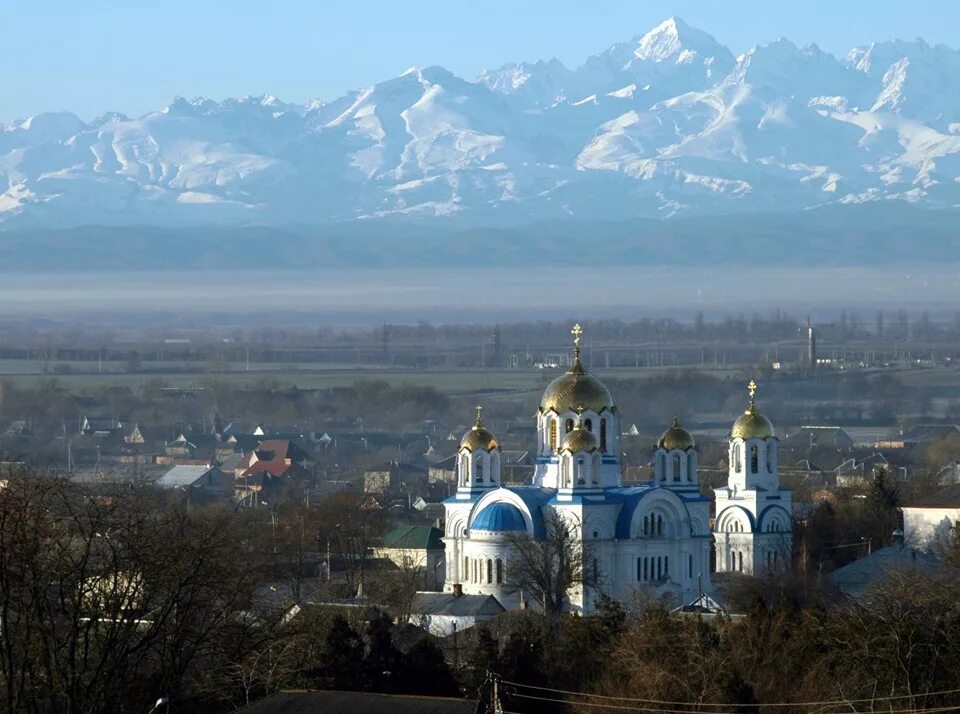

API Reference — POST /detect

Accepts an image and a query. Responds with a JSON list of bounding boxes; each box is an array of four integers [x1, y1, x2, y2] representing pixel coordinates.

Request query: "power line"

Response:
[[509, 691, 725, 713], [499, 678, 960, 710], [505, 690, 960, 714]]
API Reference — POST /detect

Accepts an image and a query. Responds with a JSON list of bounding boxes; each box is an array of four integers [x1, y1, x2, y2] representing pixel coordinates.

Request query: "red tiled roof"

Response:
[[241, 461, 310, 479]]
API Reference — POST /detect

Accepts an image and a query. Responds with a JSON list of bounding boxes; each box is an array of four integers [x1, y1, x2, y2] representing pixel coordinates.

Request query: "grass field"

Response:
[[0, 359, 746, 394]]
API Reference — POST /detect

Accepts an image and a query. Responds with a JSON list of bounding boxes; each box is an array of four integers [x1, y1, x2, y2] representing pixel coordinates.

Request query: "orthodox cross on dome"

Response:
[[571, 323, 583, 360], [575, 405, 585, 426], [747, 380, 758, 412], [474, 405, 484, 428]]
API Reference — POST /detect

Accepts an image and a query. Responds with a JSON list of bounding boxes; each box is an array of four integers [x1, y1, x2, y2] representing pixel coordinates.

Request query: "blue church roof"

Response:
[[472, 502, 527, 532]]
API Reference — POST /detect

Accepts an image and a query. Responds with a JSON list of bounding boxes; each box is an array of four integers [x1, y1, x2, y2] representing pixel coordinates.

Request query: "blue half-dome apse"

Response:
[[471, 503, 527, 532]]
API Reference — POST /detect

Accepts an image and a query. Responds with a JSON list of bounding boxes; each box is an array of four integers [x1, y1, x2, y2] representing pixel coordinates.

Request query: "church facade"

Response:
[[713, 381, 793, 575], [441, 325, 792, 614]]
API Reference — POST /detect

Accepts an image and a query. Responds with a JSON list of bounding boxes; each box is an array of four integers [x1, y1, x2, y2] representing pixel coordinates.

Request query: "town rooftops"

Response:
[[381, 525, 444, 551]]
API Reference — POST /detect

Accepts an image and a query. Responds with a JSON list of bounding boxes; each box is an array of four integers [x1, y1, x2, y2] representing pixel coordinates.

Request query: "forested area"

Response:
[[0, 473, 957, 713]]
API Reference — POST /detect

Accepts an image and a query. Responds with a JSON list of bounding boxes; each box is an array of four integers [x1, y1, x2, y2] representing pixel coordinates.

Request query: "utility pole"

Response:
[[326, 537, 332, 583], [492, 673, 503, 714]]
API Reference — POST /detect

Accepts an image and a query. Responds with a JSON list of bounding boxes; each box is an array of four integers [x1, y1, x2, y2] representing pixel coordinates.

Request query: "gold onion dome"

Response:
[[560, 421, 599, 453], [659, 417, 695, 451], [730, 380, 776, 440], [540, 324, 615, 414], [460, 406, 499, 452]]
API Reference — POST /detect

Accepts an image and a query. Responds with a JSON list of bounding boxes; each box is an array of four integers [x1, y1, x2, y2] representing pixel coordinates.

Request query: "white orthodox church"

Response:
[[441, 325, 792, 614]]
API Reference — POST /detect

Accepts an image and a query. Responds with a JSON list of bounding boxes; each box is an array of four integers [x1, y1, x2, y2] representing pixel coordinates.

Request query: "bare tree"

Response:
[[505, 510, 596, 616], [0, 473, 259, 713]]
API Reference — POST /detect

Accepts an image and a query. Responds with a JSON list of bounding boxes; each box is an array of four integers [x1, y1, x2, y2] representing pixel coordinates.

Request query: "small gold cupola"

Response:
[[730, 380, 776, 440]]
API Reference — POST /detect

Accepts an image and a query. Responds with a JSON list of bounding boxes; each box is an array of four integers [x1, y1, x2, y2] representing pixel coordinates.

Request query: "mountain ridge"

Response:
[[3, 17, 960, 232]]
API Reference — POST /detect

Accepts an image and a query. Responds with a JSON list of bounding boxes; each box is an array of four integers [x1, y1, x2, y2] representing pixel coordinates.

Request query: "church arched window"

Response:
[[476, 458, 484, 483], [657, 453, 666, 481], [672, 454, 681, 482], [657, 514, 663, 536], [565, 418, 574, 434], [486, 559, 493, 584], [496, 559, 504, 584], [600, 419, 607, 451], [636, 557, 642, 581], [664, 556, 669, 577], [584, 418, 593, 432], [577, 457, 585, 485], [734, 445, 742, 473], [549, 419, 558, 451], [464, 555, 469, 577], [750, 444, 759, 474], [643, 515, 649, 536]]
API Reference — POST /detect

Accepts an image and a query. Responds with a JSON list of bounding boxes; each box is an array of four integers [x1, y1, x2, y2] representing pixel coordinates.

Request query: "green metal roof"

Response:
[[381, 525, 444, 551]]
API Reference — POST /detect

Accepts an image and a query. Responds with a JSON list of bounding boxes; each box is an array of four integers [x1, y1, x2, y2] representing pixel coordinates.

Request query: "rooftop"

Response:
[[830, 544, 945, 600], [156, 465, 217, 489], [381, 525, 444, 551], [411, 592, 506, 618], [234, 690, 478, 714]]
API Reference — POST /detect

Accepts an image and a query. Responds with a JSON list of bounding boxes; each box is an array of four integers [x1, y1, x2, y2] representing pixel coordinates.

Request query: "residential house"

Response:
[[428, 454, 457, 485], [235, 439, 313, 504], [161, 432, 220, 465], [830, 532, 946, 601], [373, 525, 445, 590], [834, 453, 890, 489], [408, 586, 505, 637], [80, 416, 124, 438], [155, 465, 231, 505], [903, 485, 960, 549], [500, 450, 533, 484], [363, 461, 427, 496], [781, 426, 854, 451]]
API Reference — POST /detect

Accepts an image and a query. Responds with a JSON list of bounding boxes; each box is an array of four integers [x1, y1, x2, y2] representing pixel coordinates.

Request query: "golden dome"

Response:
[[560, 424, 599, 453], [659, 417, 695, 451], [730, 380, 776, 440], [540, 359, 614, 414], [541, 323, 614, 414], [460, 406, 499, 452]]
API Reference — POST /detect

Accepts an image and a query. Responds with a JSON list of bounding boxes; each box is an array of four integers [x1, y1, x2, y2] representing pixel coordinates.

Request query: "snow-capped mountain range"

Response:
[[4, 17, 960, 229]]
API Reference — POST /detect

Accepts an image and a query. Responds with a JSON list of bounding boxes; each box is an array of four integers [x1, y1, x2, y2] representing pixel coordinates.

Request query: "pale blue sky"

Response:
[[2, 0, 957, 121]]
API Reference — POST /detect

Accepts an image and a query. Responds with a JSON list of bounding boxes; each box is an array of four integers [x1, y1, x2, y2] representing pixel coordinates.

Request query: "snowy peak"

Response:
[[4, 22, 960, 229], [632, 17, 729, 65]]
